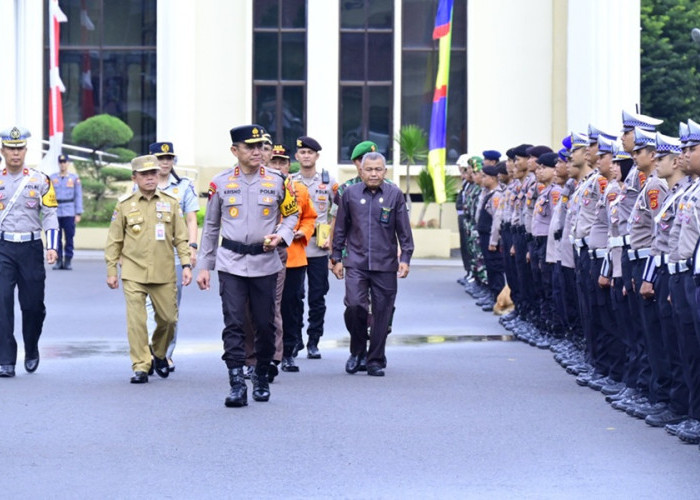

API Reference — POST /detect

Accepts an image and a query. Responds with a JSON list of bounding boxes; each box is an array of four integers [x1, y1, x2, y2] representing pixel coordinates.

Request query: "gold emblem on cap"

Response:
[[144, 161, 155, 168], [10, 127, 20, 139], [252, 128, 259, 137], [296, 139, 302, 147], [371, 145, 376, 152], [161, 143, 170, 152]]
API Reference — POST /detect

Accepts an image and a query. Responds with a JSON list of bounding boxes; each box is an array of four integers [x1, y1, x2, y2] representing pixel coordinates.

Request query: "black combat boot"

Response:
[[63, 258, 72, 270], [52, 258, 64, 270], [225, 367, 248, 407], [251, 364, 270, 402], [306, 335, 321, 359]]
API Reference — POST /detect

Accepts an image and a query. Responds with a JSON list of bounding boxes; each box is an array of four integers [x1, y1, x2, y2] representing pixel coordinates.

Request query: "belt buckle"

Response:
[[12, 233, 22, 242]]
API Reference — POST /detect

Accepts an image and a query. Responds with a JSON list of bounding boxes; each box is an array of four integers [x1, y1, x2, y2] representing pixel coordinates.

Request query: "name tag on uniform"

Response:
[[380, 207, 392, 224], [155, 223, 166, 241], [156, 202, 171, 212]]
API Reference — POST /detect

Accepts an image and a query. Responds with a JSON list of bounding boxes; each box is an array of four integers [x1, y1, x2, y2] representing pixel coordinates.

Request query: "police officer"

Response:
[[50, 154, 82, 270], [105, 155, 192, 384], [331, 152, 413, 376], [0, 127, 59, 377], [291, 136, 338, 359], [197, 124, 298, 407], [476, 163, 505, 311]]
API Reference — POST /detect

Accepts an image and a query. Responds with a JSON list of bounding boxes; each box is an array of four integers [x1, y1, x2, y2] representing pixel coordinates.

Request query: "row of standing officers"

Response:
[[457, 109, 700, 449]]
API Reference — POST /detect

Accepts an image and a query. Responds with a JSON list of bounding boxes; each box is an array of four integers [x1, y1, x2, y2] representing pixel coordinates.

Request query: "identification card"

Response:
[[155, 202, 171, 212], [379, 207, 392, 224], [155, 223, 166, 241]]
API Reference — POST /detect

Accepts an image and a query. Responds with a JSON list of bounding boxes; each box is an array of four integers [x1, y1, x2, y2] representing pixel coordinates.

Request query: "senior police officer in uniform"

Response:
[[105, 155, 192, 384], [0, 127, 59, 377], [197, 125, 298, 407], [332, 152, 413, 376], [291, 136, 338, 359], [50, 154, 82, 270]]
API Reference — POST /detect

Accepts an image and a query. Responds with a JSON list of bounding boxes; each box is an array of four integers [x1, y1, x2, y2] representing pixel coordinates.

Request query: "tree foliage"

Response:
[[71, 114, 137, 222], [641, 0, 700, 135]]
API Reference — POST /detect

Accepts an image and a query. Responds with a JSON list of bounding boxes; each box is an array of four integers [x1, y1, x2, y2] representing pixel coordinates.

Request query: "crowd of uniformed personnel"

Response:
[[456, 109, 700, 450], [0, 123, 413, 409]]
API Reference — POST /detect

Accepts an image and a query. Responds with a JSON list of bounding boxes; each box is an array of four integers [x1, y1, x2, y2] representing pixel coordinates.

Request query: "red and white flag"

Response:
[[40, 0, 67, 175]]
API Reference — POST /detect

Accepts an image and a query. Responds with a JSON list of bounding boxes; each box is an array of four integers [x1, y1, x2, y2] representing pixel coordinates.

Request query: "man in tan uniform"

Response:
[[105, 155, 192, 384]]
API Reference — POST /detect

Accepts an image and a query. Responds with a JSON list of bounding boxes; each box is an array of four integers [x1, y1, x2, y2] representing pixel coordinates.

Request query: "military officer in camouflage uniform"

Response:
[[197, 124, 298, 407], [0, 127, 59, 378]]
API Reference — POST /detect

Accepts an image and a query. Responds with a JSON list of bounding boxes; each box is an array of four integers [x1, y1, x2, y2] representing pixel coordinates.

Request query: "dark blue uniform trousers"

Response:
[[343, 267, 397, 368], [0, 240, 46, 365], [56, 216, 76, 260], [281, 266, 306, 356]]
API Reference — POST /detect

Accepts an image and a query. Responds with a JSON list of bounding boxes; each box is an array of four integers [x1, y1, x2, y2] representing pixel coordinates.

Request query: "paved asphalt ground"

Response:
[[2, 253, 699, 499]]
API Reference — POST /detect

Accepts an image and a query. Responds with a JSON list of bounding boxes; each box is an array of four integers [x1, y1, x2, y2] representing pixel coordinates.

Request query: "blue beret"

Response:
[[561, 135, 572, 150], [482, 150, 501, 161], [558, 148, 569, 161]]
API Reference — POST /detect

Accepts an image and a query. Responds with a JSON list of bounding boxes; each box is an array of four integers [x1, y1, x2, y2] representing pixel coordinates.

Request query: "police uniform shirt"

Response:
[[0, 167, 58, 233], [545, 184, 564, 263], [159, 174, 200, 214], [510, 179, 524, 227], [567, 171, 596, 242], [502, 178, 520, 225], [520, 172, 537, 231], [665, 176, 694, 264], [627, 172, 667, 250], [652, 179, 686, 258], [332, 180, 414, 272], [573, 170, 606, 240], [291, 170, 337, 258], [532, 182, 559, 238], [199, 166, 298, 277], [615, 166, 646, 237], [672, 178, 700, 262], [488, 183, 505, 247], [105, 190, 190, 283], [561, 178, 582, 269], [601, 179, 624, 277], [50, 171, 83, 217]]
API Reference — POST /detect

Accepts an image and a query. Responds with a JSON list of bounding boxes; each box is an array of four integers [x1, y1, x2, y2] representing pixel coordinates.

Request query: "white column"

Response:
[[156, 0, 197, 166], [467, 0, 553, 154], [306, 0, 340, 175], [567, 0, 640, 134]]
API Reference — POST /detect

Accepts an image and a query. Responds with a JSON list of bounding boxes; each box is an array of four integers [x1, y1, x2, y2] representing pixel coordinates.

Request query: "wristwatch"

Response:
[[189, 242, 198, 249], [182, 264, 192, 269]]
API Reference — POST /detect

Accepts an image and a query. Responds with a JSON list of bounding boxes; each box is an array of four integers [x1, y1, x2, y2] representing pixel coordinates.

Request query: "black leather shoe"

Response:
[[24, 356, 39, 373], [267, 361, 279, 383], [281, 356, 299, 372], [225, 368, 248, 407], [645, 409, 687, 427], [307, 337, 321, 359], [130, 371, 148, 384], [345, 355, 360, 374], [0, 364, 16, 377], [292, 341, 304, 358], [63, 258, 72, 270], [358, 352, 367, 372], [52, 259, 64, 270], [153, 356, 170, 378], [251, 366, 270, 402], [367, 365, 385, 377], [167, 358, 175, 373]]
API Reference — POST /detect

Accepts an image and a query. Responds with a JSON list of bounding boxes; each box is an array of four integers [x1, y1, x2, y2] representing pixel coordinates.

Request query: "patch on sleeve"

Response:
[[552, 191, 561, 205], [208, 181, 217, 200], [607, 192, 618, 202], [648, 189, 660, 210], [597, 176, 608, 192], [111, 209, 119, 222]]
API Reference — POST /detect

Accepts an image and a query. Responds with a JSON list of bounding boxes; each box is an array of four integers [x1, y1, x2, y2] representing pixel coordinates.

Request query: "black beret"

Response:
[[536, 152, 559, 167], [296, 136, 322, 152], [496, 161, 507, 175], [526, 145, 553, 158], [482, 165, 499, 177], [505, 148, 515, 160], [513, 144, 533, 158]]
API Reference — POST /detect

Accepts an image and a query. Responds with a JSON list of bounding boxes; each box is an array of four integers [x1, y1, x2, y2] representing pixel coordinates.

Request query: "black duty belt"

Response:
[[221, 238, 264, 255], [57, 199, 75, 203]]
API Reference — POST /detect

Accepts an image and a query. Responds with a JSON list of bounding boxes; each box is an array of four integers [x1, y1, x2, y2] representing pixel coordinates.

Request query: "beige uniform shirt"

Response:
[[105, 190, 190, 283], [199, 166, 298, 277], [291, 170, 337, 258]]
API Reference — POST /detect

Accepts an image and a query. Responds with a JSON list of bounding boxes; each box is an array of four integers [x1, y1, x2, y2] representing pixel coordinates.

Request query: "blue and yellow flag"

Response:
[[427, 0, 454, 204]]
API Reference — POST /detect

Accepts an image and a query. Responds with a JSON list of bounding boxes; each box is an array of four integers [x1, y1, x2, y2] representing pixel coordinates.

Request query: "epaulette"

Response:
[[118, 192, 135, 203], [159, 190, 178, 200]]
